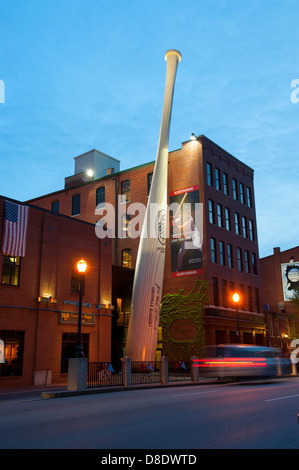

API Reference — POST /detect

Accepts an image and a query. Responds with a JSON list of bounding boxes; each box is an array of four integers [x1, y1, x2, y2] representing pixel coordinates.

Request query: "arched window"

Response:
[[121, 179, 131, 202], [121, 249, 132, 269]]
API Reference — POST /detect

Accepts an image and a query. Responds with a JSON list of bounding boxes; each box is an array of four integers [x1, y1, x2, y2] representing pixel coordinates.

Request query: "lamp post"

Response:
[[233, 292, 240, 343], [75, 258, 87, 358]]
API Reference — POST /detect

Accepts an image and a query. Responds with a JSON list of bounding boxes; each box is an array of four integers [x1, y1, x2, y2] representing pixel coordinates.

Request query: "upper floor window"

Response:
[[96, 186, 105, 207], [72, 194, 80, 216], [225, 207, 231, 231], [215, 168, 221, 191], [120, 214, 131, 238], [121, 249, 132, 268], [232, 178, 238, 200], [210, 237, 217, 263], [219, 241, 225, 266], [51, 200, 59, 213], [245, 250, 250, 273], [208, 200, 215, 224], [247, 187, 253, 207], [121, 179, 131, 202], [223, 172, 229, 195], [227, 244, 233, 268], [147, 172, 153, 196], [242, 216, 248, 238], [249, 219, 255, 241], [217, 204, 223, 228], [252, 253, 257, 275], [2, 255, 21, 286], [235, 212, 240, 235], [237, 247, 243, 271], [240, 183, 245, 204], [207, 163, 213, 186]]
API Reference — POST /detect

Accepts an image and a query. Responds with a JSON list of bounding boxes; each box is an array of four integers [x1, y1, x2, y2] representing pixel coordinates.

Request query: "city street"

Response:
[[1, 377, 299, 450]]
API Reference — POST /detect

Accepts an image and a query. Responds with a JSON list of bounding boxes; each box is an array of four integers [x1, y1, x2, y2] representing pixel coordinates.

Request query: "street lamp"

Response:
[[233, 292, 240, 343], [75, 258, 87, 358]]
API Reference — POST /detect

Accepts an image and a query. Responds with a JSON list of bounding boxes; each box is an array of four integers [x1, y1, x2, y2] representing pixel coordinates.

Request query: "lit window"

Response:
[[2, 255, 21, 286], [121, 249, 132, 269]]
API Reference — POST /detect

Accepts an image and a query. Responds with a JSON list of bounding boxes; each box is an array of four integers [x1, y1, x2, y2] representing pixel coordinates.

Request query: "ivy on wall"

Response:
[[160, 279, 209, 361]]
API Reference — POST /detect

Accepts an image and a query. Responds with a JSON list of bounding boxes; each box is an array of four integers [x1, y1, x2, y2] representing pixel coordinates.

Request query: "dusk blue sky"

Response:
[[0, 0, 298, 258]]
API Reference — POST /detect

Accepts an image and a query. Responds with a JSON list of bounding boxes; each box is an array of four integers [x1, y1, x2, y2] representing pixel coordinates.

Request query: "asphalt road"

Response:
[[1, 378, 299, 450]]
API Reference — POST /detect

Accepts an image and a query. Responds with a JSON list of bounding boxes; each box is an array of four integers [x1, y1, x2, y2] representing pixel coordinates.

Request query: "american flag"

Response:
[[2, 200, 29, 257]]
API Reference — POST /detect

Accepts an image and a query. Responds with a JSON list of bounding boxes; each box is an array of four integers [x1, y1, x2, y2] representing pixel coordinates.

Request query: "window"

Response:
[[240, 183, 245, 204], [219, 241, 225, 266], [213, 277, 219, 306], [225, 207, 231, 231], [208, 200, 215, 224], [248, 286, 253, 311], [215, 168, 221, 191], [249, 219, 255, 241], [2, 255, 20, 286], [227, 244, 233, 268], [207, 163, 213, 186], [223, 172, 229, 195], [121, 249, 132, 268], [235, 212, 240, 235], [222, 279, 228, 307], [210, 237, 217, 263], [237, 248, 243, 271], [244, 250, 250, 273], [72, 194, 80, 216], [247, 187, 252, 207], [120, 214, 131, 238], [0, 330, 24, 377], [51, 200, 59, 213], [217, 204, 223, 228], [232, 178, 238, 200], [242, 216, 247, 238], [254, 287, 260, 312], [96, 186, 105, 206], [61, 333, 89, 373], [147, 172, 153, 195], [252, 253, 257, 275], [121, 180, 131, 202]]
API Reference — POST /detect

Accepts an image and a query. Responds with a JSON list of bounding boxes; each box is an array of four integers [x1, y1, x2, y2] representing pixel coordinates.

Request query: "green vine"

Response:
[[160, 279, 209, 361]]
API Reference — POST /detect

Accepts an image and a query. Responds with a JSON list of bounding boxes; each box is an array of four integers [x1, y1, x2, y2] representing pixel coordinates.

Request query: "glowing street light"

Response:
[[233, 292, 241, 343], [75, 258, 87, 358]]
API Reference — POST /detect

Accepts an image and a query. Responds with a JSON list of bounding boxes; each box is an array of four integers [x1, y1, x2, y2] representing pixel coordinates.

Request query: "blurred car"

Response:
[[193, 344, 292, 379]]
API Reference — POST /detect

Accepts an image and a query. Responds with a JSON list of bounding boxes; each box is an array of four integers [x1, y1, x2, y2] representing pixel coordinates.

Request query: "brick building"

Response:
[[260, 245, 299, 350], [28, 134, 265, 358], [0, 196, 113, 386]]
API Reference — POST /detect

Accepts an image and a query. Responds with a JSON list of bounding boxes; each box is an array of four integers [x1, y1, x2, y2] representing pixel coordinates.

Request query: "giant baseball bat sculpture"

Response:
[[125, 49, 181, 362]]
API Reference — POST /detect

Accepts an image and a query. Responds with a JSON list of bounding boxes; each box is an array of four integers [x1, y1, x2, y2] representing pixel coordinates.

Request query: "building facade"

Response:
[[28, 134, 265, 358], [0, 196, 113, 386], [260, 245, 299, 351]]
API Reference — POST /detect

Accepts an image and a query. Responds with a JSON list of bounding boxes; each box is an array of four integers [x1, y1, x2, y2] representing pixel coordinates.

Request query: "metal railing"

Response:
[[131, 361, 161, 385], [87, 358, 192, 388], [87, 362, 123, 388], [168, 360, 191, 382]]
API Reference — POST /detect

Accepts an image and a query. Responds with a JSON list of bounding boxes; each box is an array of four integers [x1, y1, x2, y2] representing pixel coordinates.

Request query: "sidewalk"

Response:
[[40, 377, 219, 399]]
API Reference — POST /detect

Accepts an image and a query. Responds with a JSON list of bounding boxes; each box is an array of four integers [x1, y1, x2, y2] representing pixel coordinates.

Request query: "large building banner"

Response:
[[169, 185, 203, 278], [281, 261, 299, 301]]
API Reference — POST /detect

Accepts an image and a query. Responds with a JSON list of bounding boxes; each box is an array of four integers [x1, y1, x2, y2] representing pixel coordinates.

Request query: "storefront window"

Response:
[[0, 331, 24, 377]]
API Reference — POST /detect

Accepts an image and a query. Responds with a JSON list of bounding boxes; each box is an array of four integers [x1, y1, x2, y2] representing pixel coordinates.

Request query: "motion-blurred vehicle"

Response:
[[193, 344, 292, 379]]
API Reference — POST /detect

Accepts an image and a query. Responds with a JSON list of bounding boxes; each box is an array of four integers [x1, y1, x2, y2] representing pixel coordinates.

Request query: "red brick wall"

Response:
[[0, 197, 112, 386]]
